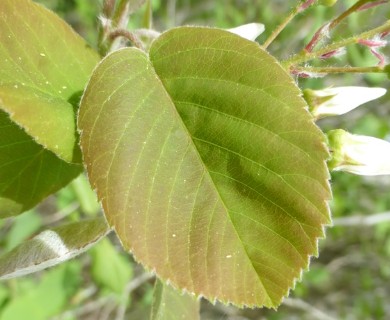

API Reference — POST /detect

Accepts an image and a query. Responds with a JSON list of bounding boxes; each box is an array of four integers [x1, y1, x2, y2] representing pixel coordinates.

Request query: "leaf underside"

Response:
[[79, 27, 331, 308], [0, 0, 99, 216], [0, 217, 109, 280]]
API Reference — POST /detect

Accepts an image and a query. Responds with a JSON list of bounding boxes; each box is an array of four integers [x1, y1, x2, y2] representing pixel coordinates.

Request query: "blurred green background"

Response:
[[0, 0, 390, 319]]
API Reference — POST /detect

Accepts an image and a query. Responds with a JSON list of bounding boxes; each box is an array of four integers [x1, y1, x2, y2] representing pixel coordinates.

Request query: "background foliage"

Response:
[[0, 0, 389, 319]]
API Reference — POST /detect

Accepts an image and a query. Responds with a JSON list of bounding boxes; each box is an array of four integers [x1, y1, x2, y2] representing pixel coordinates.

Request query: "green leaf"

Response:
[[0, 217, 109, 279], [0, 110, 82, 218], [5, 210, 42, 251], [151, 280, 200, 320], [79, 27, 331, 308], [70, 174, 101, 216], [0, 0, 99, 163], [90, 238, 133, 294], [0, 262, 81, 320]]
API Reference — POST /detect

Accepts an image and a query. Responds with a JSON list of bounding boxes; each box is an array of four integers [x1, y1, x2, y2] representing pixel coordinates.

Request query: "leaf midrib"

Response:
[[148, 53, 273, 305]]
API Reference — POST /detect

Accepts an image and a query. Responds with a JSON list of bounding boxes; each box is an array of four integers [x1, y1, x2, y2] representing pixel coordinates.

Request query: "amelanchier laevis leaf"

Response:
[[0, 0, 99, 163], [79, 27, 331, 308], [0, 0, 100, 216], [0, 218, 110, 280], [0, 110, 82, 218], [151, 280, 200, 320]]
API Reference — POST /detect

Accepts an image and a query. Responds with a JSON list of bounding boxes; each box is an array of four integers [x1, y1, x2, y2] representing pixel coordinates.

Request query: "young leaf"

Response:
[[0, 110, 82, 218], [151, 280, 200, 320], [0, 217, 109, 279], [0, 0, 99, 163], [79, 27, 331, 308]]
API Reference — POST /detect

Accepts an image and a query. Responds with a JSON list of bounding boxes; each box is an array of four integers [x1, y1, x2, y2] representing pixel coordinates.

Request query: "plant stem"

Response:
[[134, 28, 161, 40], [292, 65, 385, 75], [103, 0, 116, 17], [112, 0, 131, 28], [282, 20, 390, 67], [143, 0, 153, 29], [262, 1, 316, 49], [99, 0, 130, 56], [304, 0, 382, 52], [108, 29, 145, 50]]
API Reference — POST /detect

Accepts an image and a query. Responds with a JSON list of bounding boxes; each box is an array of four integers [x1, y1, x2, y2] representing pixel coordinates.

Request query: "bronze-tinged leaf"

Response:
[[79, 27, 331, 307]]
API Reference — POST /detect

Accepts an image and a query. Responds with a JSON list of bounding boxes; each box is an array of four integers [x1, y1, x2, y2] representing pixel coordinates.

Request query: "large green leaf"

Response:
[[151, 280, 200, 320], [79, 27, 331, 307], [0, 0, 99, 163], [0, 110, 82, 218], [0, 217, 109, 279]]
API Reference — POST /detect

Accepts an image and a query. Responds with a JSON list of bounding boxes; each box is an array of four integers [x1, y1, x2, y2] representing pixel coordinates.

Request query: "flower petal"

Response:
[[328, 129, 390, 175], [305, 86, 386, 118], [227, 23, 265, 41]]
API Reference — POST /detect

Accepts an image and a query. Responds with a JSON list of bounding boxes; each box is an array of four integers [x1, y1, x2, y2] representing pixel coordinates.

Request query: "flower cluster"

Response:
[[304, 86, 390, 176]]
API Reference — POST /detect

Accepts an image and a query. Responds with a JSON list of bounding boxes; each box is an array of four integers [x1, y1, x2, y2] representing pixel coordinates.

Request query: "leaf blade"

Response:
[[0, 217, 109, 279], [0, 0, 99, 162], [0, 85, 80, 163], [79, 27, 331, 307], [0, 110, 82, 218]]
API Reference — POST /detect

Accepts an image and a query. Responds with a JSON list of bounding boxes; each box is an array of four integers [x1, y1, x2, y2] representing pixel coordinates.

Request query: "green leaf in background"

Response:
[[0, 262, 81, 320], [90, 238, 133, 295], [0, 217, 109, 279], [70, 174, 101, 216], [0, 110, 82, 218], [4, 210, 42, 251], [0, 0, 99, 163], [151, 280, 200, 320], [79, 27, 331, 307]]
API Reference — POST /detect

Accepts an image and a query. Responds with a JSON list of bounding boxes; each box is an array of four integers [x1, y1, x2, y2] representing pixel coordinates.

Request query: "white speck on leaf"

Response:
[[40, 53, 46, 57], [226, 255, 232, 258]]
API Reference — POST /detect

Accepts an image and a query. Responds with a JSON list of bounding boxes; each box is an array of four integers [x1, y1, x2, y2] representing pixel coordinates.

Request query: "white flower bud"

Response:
[[304, 86, 386, 119], [328, 129, 390, 175], [227, 23, 265, 41]]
